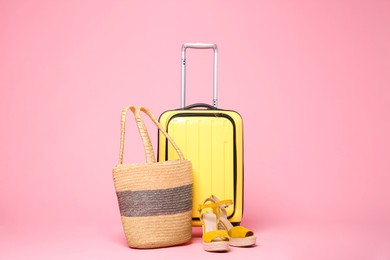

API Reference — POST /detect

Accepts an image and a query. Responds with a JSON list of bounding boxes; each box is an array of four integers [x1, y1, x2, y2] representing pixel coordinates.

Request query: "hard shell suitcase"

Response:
[[158, 43, 243, 226]]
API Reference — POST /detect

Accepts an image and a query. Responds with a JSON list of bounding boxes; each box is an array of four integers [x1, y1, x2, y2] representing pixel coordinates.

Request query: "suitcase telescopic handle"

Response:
[[181, 43, 218, 108]]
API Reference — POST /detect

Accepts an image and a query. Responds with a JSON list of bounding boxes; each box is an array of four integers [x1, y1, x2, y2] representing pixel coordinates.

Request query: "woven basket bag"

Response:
[[112, 106, 193, 249]]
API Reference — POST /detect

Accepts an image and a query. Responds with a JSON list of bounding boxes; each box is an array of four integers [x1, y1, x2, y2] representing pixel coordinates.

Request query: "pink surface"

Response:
[[1, 0, 389, 259]]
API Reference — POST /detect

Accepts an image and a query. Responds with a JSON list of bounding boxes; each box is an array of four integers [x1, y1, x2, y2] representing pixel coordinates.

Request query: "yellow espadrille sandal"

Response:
[[211, 195, 256, 247], [199, 198, 230, 252]]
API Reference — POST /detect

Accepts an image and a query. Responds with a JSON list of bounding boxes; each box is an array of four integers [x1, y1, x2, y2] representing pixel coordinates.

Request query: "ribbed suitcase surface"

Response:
[[166, 115, 235, 219], [158, 109, 243, 226]]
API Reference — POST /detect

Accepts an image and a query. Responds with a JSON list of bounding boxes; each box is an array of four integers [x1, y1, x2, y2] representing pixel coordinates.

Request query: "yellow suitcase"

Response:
[[158, 43, 243, 226]]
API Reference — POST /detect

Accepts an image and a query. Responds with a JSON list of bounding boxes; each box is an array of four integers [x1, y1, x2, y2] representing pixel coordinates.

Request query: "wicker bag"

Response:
[[112, 106, 193, 249]]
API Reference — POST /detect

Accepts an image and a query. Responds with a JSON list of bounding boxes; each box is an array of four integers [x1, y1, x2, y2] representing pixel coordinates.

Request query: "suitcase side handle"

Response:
[[181, 43, 218, 109]]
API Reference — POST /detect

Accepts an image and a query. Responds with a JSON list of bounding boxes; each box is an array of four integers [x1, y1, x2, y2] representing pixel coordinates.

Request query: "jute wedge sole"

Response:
[[202, 241, 230, 252], [229, 236, 257, 247]]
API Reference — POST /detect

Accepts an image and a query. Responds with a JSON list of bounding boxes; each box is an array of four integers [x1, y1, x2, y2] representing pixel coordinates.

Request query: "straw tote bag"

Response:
[[112, 106, 193, 249]]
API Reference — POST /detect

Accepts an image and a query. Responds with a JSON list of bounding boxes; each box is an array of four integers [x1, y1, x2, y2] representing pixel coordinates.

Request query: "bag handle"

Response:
[[136, 106, 186, 162], [118, 106, 185, 164], [119, 106, 153, 164]]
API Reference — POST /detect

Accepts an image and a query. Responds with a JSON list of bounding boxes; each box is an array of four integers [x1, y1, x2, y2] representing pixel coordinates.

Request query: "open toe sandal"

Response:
[[199, 198, 230, 252], [211, 195, 256, 247]]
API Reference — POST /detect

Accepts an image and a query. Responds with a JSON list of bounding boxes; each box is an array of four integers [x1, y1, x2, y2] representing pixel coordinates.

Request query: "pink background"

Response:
[[1, 0, 390, 259]]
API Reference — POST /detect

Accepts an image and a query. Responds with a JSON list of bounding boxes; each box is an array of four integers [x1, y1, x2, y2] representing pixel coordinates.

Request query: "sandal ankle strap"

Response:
[[215, 199, 233, 208], [198, 202, 218, 212]]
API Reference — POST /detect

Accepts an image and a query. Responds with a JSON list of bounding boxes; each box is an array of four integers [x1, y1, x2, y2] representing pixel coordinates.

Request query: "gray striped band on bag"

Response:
[[117, 184, 192, 217]]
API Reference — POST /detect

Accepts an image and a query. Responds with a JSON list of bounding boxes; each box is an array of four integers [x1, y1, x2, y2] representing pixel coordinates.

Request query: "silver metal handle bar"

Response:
[[181, 43, 218, 108]]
